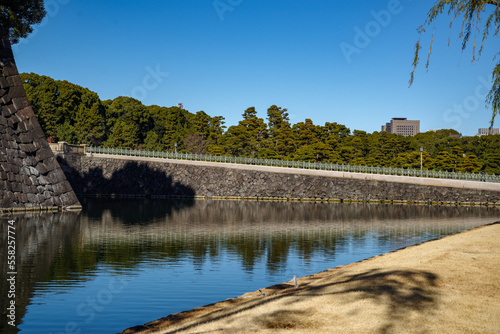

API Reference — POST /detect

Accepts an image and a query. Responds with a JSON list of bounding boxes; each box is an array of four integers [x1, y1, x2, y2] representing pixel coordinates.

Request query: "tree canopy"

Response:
[[410, 0, 500, 126], [21, 72, 500, 175], [0, 0, 46, 43]]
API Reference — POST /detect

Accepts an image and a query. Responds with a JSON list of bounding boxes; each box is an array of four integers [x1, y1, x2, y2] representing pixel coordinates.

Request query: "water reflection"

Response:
[[0, 211, 80, 334], [0, 200, 498, 334]]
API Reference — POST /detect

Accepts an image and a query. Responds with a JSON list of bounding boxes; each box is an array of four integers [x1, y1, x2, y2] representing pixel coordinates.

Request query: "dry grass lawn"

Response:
[[120, 222, 500, 334]]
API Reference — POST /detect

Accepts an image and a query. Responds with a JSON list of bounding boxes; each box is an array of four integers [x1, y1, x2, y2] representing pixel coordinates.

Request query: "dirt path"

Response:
[[120, 222, 500, 334]]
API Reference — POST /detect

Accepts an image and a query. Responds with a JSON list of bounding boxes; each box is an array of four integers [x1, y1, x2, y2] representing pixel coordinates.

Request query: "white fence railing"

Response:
[[85, 146, 500, 183]]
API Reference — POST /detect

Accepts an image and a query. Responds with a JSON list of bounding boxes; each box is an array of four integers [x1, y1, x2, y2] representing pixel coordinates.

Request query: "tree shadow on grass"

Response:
[[127, 268, 440, 334], [299, 268, 440, 334]]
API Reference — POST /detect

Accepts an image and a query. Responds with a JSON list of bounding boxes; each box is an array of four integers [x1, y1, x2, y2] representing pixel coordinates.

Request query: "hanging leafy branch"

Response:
[[409, 0, 500, 127], [0, 0, 46, 43]]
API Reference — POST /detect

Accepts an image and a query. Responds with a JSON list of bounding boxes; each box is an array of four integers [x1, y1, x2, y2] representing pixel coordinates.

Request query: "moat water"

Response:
[[0, 199, 498, 333]]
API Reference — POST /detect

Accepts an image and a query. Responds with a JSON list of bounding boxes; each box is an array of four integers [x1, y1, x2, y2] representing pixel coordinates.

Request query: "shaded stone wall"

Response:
[[0, 34, 81, 211], [59, 154, 500, 204]]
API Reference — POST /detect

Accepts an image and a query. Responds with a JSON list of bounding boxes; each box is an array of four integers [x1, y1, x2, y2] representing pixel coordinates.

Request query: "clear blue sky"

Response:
[[13, 0, 500, 136]]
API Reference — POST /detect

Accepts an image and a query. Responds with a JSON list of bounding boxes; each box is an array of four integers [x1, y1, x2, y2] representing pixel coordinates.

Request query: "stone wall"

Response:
[[0, 34, 81, 212], [58, 154, 500, 205]]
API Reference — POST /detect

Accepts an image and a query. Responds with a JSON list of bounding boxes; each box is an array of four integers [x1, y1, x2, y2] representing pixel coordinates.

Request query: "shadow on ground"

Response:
[[121, 268, 440, 334]]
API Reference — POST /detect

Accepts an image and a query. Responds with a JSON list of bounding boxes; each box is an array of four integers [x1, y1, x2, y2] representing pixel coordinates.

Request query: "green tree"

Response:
[[184, 134, 210, 154], [433, 151, 455, 171], [239, 107, 268, 155], [105, 119, 139, 149], [208, 115, 226, 144], [56, 121, 78, 144], [391, 151, 432, 169], [160, 106, 193, 151], [222, 124, 250, 156], [293, 118, 321, 147], [105, 97, 152, 143], [337, 144, 357, 164], [142, 130, 164, 151], [294, 142, 336, 162], [410, 0, 500, 126], [0, 0, 46, 43], [450, 146, 464, 170], [22, 73, 59, 137], [21, 73, 106, 145], [193, 110, 212, 140], [320, 122, 351, 153], [481, 151, 500, 174], [460, 154, 482, 172], [267, 105, 295, 157]]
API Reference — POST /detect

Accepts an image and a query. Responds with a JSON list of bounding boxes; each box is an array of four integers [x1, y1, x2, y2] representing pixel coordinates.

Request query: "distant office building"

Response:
[[381, 117, 420, 137], [477, 128, 500, 136]]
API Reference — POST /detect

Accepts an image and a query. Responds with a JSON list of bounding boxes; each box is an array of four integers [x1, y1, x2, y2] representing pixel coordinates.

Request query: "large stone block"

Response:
[[4, 126, 14, 136], [38, 175, 50, 185], [8, 85, 26, 98], [16, 120, 29, 133], [19, 143, 37, 153], [0, 94, 11, 104], [2, 104, 16, 116], [27, 166, 39, 176], [0, 77, 8, 89], [17, 106, 34, 120], [24, 154, 38, 166], [12, 97, 28, 110], [31, 125, 46, 140], [42, 156, 58, 172], [28, 116, 42, 130], [9, 164, 19, 174], [52, 196, 62, 207], [6, 75, 22, 87], [46, 169, 66, 183], [42, 197, 54, 207], [20, 193, 28, 203], [52, 181, 65, 196], [28, 175, 37, 186], [36, 161, 48, 175], [32, 139, 44, 150], [36, 147, 54, 161], [0, 198, 10, 207], [60, 191, 78, 206], [26, 193, 37, 203], [11, 181, 22, 192], [2, 63, 18, 76], [4, 190, 13, 200]]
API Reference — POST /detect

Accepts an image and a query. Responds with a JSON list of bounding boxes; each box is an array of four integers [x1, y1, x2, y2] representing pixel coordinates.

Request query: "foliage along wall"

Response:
[[21, 73, 500, 175]]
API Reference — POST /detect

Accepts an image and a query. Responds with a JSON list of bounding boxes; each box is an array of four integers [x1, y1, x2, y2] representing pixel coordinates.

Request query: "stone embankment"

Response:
[[57, 153, 500, 205], [0, 34, 81, 212]]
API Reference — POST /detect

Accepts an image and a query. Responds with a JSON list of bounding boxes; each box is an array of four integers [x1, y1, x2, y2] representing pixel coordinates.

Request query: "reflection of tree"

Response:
[[1, 201, 497, 332], [50, 200, 498, 277]]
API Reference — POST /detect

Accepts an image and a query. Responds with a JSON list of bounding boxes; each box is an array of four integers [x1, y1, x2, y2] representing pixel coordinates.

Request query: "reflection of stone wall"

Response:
[[0, 212, 80, 333], [59, 155, 500, 204], [0, 34, 80, 211]]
